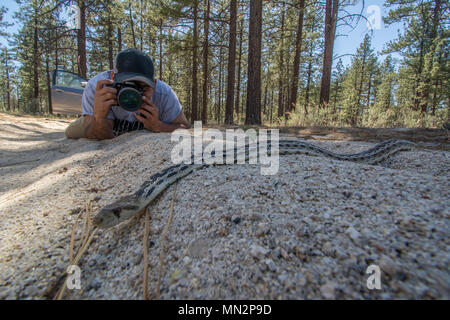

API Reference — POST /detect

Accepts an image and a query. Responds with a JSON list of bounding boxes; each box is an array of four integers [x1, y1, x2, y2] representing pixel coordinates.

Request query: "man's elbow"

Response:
[[84, 115, 115, 140], [171, 111, 191, 130], [182, 122, 191, 129]]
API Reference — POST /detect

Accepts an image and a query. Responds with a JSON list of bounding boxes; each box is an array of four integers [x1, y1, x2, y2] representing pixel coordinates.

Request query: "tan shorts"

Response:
[[65, 116, 89, 139]]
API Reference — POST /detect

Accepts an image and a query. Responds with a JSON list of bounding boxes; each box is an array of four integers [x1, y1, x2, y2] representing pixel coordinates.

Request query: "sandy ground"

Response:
[[0, 113, 448, 300]]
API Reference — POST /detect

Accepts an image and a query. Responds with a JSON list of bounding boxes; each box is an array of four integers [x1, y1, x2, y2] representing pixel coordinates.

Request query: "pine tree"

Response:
[[384, 0, 447, 115], [366, 55, 397, 126], [225, 0, 237, 124], [288, 0, 306, 114], [340, 35, 378, 126], [245, 0, 262, 125]]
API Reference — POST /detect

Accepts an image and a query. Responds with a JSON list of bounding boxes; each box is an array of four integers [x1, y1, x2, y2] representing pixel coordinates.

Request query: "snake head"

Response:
[[93, 196, 142, 228], [92, 206, 121, 228]]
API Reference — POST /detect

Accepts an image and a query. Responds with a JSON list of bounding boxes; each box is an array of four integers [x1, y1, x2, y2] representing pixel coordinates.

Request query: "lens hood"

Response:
[[117, 87, 143, 112]]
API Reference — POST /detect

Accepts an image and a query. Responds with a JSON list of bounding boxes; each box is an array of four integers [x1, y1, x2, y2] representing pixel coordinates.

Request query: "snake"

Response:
[[93, 139, 416, 228]]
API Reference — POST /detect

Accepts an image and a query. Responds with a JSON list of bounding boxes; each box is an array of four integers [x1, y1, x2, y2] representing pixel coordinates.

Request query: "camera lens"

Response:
[[117, 87, 142, 111]]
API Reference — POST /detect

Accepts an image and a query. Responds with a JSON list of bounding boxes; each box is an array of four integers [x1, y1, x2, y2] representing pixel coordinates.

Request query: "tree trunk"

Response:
[[4, 48, 11, 112], [225, 0, 237, 124], [139, 0, 144, 51], [54, 28, 59, 70], [366, 73, 372, 110], [33, 9, 39, 113], [319, 0, 338, 108], [17, 88, 20, 112], [242, 86, 246, 117], [118, 27, 122, 52], [218, 45, 223, 123], [185, 57, 192, 118], [201, 0, 210, 124], [129, 4, 137, 48], [288, 0, 306, 113], [235, 17, 243, 123], [431, 49, 442, 116], [277, 0, 286, 118], [270, 89, 274, 123], [356, 43, 368, 124], [304, 57, 312, 116], [191, 0, 199, 122], [107, 12, 113, 70], [245, 0, 263, 125], [46, 53, 52, 114], [77, 0, 87, 78], [263, 70, 268, 118], [332, 78, 339, 114]]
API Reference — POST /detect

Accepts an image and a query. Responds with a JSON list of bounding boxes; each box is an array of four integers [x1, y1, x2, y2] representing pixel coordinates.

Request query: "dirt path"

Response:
[[0, 113, 448, 300]]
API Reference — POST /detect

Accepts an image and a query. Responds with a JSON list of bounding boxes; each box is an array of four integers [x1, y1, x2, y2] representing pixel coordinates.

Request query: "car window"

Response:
[[55, 71, 85, 90]]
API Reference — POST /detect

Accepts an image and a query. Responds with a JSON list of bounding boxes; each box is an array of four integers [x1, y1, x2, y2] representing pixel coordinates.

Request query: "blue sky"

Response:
[[334, 0, 404, 66], [1, 0, 404, 68]]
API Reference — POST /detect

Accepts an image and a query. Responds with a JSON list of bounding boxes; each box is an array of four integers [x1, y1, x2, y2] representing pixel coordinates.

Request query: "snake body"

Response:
[[93, 139, 416, 228]]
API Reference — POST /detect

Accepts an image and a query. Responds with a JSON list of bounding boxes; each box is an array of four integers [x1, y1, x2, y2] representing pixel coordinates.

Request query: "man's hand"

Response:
[[93, 78, 117, 120], [85, 73, 116, 140], [135, 96, 161, 132]]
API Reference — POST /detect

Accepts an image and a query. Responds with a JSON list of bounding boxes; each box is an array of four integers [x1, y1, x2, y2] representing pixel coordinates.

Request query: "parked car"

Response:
[[51, 69, 87, 115]]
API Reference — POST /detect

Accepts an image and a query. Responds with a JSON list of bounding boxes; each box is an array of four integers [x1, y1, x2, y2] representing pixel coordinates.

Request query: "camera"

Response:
[[105, 81, 145, 112]]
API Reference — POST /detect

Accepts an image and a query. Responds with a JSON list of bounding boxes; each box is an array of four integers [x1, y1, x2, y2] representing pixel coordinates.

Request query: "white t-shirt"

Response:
[[81, 70, 182, 124]]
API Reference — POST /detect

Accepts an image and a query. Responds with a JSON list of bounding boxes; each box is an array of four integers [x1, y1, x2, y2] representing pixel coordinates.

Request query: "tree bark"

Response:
[[288, 0, 306, 113], [107, 10, 113, 70], [33, 7, 39, 113], [77, 0, 87, 78], [277, 0, 286, 118], [263, 69, 269, 117], [201, 0, 210, 124], [225, 0, 237, 124], [54, 27, 59, 70], [118, 27, 122, 52], [129, 4, 137, 48], [4, 48, 11, 112], [304, 56, 312, 116], [217, 45, 223, 123], [366, 73, 372, 111], [139, 0, 144, 51], [270, 89, 274, 123], [234, 17, 243, 123], [332, 77, 339, 114], [356, 40, 368, 124], [46, 53, 52, 114], [319, 0, 338, 108], [191, 0, 199, 122], [245, 0, 263, 125]]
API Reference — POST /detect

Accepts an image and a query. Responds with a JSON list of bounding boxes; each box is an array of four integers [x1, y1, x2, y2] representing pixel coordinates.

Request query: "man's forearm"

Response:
[[85, 116, 115, 140]]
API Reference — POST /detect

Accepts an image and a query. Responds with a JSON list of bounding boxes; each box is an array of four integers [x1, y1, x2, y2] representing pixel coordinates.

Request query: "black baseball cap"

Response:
[[114, 48, 156, 88]]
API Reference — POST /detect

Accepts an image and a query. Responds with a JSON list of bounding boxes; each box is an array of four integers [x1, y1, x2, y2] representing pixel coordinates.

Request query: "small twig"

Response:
[[69, 218, 78, 265], [86, 201, 92, 238], [142, 209, 151, 300], [155, 183, 177, 300], [69, 210, 85, 264], [79, 197, 90, 246], [54, 227, 98, 300], [55, 203, 98, 300]]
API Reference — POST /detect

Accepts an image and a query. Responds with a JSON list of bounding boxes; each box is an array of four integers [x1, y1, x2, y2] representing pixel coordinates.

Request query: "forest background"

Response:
[[0, 0, 448, 128]]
